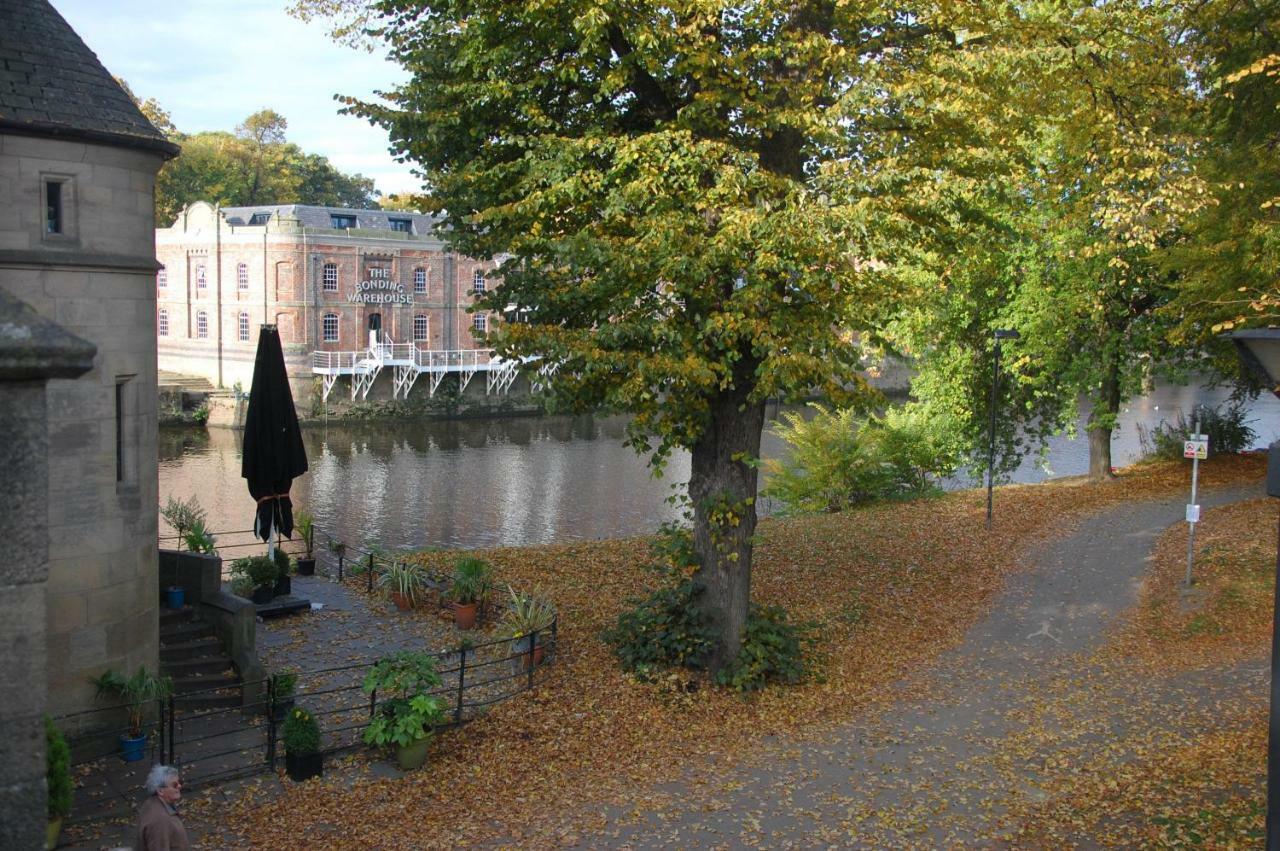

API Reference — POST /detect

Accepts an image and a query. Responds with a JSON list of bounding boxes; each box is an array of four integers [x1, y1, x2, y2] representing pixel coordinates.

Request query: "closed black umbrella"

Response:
[[241, 325, 308, 543]]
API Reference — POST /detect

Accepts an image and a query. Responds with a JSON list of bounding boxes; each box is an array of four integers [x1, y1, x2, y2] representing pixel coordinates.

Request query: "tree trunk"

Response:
[[1086, 347, 1122, 480], [689, 362, 766, 674]]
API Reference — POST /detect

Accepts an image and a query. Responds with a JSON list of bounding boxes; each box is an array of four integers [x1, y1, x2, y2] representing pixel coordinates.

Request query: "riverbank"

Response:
[[171, 454, 1267, 848]]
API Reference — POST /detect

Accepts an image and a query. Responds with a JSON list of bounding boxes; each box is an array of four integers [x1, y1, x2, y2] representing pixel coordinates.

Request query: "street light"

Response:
[[1228, 328, 1280, 851], [986, 329, 1020, 530]]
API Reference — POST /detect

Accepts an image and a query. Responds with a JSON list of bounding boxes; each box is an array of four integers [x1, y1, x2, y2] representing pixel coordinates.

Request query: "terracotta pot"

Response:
[[391, 591, 413, 611], [524, 644, 546, 669], [396, 737, 430, 771], [453, 601, 478, 630]]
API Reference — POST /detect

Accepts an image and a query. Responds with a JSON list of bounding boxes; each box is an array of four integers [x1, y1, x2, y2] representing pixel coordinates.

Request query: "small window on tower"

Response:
[[45, 179, 64, 234]]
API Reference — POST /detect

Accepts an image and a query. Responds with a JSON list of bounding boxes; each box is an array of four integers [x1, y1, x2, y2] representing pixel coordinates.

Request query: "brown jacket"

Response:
[[135, 794, 190, 850]]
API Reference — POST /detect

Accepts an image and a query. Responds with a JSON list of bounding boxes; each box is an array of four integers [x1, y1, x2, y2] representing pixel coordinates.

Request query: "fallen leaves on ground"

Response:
[[173, 455, 1266, 849]]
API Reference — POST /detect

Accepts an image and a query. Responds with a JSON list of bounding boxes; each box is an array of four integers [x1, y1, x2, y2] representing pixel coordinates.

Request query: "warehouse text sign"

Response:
[[347, 268, 412, 304]]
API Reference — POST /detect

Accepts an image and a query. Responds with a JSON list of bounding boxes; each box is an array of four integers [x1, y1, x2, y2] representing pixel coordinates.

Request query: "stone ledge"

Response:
[[0, 287, 95, 380]]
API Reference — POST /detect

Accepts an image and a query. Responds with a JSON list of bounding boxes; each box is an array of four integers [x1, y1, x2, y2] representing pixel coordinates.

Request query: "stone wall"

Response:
[[0, 288, 94, 851], [0, 130, 167, 714]]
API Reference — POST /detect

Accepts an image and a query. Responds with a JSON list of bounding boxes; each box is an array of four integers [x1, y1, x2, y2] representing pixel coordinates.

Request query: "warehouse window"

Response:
[[323, 263, 337, 291], [322, 313, 339, 343]]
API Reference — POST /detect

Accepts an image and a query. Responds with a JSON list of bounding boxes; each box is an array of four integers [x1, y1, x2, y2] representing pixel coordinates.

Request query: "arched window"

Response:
[[196, 310, 209, 339], [413, 314, 428, 342], [157, 308, 169, 337], [195, 264, 207, 290], [414, 267, 426, 294], [238, 312, 250, 342], [322, 313, 339, 342], [472, 269, 485, 295], [472, 313, 486, 334], [237, 262, 249, 291], [157, 266, 167, 289], [322, 263, 338, 292]]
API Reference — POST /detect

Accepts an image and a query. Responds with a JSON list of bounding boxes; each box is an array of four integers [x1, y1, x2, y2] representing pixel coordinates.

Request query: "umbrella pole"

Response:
[[268, 522, 276, 562]]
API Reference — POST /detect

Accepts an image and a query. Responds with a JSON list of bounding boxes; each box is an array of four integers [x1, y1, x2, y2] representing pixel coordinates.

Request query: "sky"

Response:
[[52, 0, 420, 197]]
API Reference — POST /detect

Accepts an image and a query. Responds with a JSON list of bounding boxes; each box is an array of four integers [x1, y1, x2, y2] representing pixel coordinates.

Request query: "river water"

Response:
[[159, 381, 1280, 552]]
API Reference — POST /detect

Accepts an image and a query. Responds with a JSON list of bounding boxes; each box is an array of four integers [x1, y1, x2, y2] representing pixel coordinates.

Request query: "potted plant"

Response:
[[90, 667, 172, 761], [272, 547, 293, 597], [231, 555, 279, 604], [362, 651, 445, 770], [270, 670, 298, 721], [282, 706, 323, 781], [181, 517, 217, 554], [499, 586, 556, 670], [161, 495, 206, 546], [377, 561, 424, 611], [450, 556, 492, 630], [45, 716, 71, 850], [295, 509, 317, 576]]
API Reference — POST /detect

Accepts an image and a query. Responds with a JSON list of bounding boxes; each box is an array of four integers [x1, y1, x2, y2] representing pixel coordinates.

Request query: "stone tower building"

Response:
[[0, 0, 178, 747]]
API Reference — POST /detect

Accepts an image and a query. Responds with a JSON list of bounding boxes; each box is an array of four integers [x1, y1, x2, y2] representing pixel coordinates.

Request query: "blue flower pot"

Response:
[[165, 586, 184, 609], [120, 733, 147, 762]]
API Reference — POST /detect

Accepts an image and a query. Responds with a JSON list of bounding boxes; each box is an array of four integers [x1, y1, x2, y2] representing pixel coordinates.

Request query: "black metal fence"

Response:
[[60, 524, 558, 833]]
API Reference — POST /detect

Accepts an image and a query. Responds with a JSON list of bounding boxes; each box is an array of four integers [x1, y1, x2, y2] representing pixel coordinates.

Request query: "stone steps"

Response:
[[159, 606, 243, 711]]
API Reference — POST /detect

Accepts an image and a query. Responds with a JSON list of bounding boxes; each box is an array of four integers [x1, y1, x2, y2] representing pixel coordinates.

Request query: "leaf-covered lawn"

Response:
[[191, 455, 1267, 849]]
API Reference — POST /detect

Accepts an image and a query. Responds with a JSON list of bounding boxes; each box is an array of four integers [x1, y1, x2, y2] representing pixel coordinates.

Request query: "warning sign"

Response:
[[1183, 438, 1209, 459]]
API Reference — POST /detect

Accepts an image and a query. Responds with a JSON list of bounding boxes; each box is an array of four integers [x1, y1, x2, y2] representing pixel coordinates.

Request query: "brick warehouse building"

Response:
[[156, 201, 502, 398]]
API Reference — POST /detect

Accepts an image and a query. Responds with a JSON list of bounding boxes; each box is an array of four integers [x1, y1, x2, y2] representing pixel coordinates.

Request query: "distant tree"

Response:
[[119, 85, 379, 221]]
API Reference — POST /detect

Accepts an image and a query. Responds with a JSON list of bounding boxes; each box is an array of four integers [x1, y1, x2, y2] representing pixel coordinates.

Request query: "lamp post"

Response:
[[1228, 328, 1280, 851], [986, 329, 1020, 530]]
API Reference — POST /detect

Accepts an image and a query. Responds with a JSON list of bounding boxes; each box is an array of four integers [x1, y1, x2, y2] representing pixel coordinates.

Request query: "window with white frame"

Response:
[[157, 266, 167, 289], [238, 312, 250, 341], [237, 262, 249, 291], [196, 264, 207, 290], [158, 308, 169, 337], [322, 263, 337, 291], [196, 310, 208, 339], [472, 269, 485, 295], [413, 314, 428, 341], [414, 267, 426, 294], [322, 313, 339, 342], [472, 313, 487, 334]]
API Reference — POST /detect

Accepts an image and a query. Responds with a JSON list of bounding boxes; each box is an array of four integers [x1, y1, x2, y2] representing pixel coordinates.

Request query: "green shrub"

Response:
[[1139, 403, 1257, 460], [271, 670, 297, 701], [764, 402, 964, 515], [362, 651, 445, 748], [602, 579, 715, 676], [231, 555, 279, 588], [282, 706, 321, 755], [450, 556, 492, 604], [181, 517, 217, 554], [161, 495, 206, 543], [45, 716, 72, 821], [273, 547, 293, 578], [715, 604, 817, 693]]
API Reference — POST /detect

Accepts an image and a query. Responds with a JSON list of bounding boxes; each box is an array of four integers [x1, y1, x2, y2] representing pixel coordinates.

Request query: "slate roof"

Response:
[[0, 0, 179, 156], [220, 204, 443, 236]]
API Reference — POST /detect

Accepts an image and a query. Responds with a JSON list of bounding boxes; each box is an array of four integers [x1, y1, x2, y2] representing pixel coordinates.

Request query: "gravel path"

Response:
[[561, 484, 1267, 849]]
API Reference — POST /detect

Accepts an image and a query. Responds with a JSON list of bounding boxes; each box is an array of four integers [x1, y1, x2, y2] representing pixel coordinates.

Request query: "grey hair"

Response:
[[145, 764, 179, 795]]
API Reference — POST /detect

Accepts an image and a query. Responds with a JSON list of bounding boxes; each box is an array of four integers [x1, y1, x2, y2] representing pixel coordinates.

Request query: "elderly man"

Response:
[[135, 764, 189, 850]]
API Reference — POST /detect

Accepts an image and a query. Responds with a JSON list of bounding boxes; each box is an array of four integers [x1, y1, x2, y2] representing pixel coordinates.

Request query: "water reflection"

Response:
[[159, 381, 1280, 552]]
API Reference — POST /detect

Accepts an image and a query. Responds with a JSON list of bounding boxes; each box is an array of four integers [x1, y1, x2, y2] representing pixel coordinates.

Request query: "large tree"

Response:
[[319, 0, 1049, 668]]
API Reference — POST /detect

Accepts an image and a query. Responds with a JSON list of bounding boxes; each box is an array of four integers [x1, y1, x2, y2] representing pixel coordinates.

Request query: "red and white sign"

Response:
[[1183, 438, 1208, 460]]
